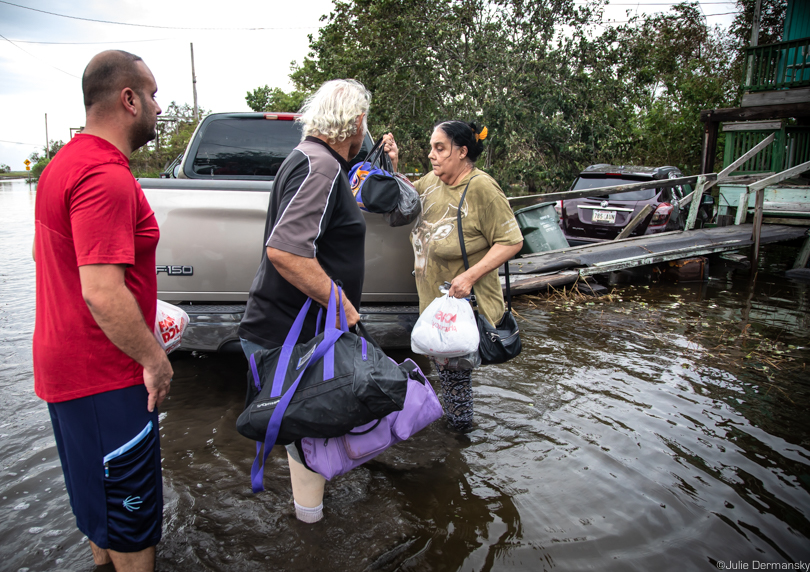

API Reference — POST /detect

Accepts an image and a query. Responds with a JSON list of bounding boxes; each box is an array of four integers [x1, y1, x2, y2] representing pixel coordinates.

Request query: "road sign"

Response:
[[26, 166, 30, 171], [24, 159, 30, 166]]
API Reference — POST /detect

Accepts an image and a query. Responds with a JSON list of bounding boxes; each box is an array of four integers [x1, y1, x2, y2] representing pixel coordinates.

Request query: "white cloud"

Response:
[[0, 0, 334, 168]]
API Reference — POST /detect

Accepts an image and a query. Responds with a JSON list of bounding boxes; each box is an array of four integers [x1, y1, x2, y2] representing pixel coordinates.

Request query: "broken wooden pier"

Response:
[[504, 223, 808, 295]]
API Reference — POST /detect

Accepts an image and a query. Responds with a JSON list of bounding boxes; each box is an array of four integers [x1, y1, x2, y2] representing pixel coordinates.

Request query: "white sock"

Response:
[[294, 500, 323, 523]]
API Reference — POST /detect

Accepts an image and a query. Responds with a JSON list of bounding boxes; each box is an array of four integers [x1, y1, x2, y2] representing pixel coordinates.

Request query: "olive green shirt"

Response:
[[410, 169, 523, 326]]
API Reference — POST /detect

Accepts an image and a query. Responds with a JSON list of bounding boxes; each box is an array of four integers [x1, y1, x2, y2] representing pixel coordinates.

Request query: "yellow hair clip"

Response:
[[475, 126, 488, 142]]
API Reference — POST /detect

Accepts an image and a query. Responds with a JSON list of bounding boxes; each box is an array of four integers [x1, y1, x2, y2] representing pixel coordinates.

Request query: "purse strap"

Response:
[[378, 143, 394, 173], [456, 176, 513, 314], [365, 136, 389, 171]]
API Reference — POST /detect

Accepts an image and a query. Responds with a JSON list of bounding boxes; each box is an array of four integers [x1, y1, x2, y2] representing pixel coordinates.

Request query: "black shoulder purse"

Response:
[[456, 177, 522, 365]]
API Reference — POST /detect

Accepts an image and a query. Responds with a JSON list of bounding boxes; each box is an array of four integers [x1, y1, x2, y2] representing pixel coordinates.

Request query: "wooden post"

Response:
[[750, 0, 761, 47], [794, 235, 810, 269], [745, 0, 762, 87], [750, 186, 765, 276], [685, 175, 707, 230], [735, 188, 750, 225], [701, 121, 719, 174], [615, 204, 654, 240]]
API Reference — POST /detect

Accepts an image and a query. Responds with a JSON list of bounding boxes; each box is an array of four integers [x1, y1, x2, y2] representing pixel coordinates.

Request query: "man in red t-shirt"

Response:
[[33, 50, 172, 572]]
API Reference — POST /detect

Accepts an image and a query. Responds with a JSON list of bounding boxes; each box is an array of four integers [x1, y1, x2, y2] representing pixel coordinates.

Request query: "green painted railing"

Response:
[[724, 127, 810, 175], [743, 36, 810, 91]]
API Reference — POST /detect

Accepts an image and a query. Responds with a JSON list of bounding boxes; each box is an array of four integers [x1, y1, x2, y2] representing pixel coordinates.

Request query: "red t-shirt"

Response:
[[33, 134, 159, 403]]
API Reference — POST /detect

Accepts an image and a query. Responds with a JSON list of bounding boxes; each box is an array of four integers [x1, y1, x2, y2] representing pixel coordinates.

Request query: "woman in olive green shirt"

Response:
[[384, 122, 523, 431]]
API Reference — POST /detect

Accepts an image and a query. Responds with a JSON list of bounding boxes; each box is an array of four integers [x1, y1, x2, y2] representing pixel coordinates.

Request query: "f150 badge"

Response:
[[156, 265, 193, 276]]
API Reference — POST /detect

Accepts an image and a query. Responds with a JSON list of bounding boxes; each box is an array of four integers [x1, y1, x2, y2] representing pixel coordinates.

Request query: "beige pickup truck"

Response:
[[139, 112, 418, 352]]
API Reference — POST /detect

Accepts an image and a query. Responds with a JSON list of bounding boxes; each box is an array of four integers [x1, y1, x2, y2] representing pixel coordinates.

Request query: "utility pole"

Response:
[[45, 113, 50, 159], [750, 0, 762, 47], [190, 43, 199, 122], [745, 0, 763, 86]]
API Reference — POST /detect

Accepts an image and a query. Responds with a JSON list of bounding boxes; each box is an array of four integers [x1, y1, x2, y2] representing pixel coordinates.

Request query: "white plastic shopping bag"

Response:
[[410, 294, 479, 358], [154, 300, 189, 354]]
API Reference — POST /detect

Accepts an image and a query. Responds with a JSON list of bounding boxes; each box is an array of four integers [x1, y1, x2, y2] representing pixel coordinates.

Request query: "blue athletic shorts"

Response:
[[48, 383, 162, 552]]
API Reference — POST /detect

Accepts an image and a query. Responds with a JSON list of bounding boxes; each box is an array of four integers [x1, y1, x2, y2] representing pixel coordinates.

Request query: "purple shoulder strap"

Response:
[[250, 282, 349, 493]]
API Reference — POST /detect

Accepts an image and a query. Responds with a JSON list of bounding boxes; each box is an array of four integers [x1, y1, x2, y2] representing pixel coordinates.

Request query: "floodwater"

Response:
[[2, 178, 809, 571]]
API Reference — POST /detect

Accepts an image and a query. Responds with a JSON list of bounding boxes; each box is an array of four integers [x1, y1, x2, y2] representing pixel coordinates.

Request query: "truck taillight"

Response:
[[264, 113, 298, 121], [554, 200, 563, 219], [649, 202, 673, 226]]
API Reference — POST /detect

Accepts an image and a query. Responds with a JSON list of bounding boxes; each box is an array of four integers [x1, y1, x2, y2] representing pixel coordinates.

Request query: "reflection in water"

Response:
[[157, 352, 512, 571], [1, 179, 809, 571]]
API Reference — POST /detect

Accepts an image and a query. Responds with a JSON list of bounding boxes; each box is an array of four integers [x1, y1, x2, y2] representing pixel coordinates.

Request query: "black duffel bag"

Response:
[[237, 284, 412, 492], [348, 136, 421, 227]]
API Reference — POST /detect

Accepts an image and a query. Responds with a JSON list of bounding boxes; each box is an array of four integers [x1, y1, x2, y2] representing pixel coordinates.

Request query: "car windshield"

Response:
[[572, 177, 657, 201]]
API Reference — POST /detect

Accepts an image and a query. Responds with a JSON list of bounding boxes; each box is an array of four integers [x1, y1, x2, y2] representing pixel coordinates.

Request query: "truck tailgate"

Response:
[[140, 178, 418, 304]]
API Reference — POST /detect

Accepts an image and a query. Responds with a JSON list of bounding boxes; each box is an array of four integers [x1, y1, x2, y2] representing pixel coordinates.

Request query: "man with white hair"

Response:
[[238, 79, 372, 523]]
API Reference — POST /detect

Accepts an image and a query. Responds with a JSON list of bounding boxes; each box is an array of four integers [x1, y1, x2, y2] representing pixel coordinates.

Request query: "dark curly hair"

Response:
[[435, 120, 486, 163]]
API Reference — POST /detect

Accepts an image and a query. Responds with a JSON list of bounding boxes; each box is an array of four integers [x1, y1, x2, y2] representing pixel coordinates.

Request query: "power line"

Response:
[[595, 10, 737, 24], [0, 33, 79, 78], [0, 1, 318, 31], [0, 139, 39, 146], [7, 37, 172, 45]]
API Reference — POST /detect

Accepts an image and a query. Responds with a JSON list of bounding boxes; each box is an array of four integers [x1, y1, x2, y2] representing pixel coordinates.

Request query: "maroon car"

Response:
[[557, 164, 689, 245]]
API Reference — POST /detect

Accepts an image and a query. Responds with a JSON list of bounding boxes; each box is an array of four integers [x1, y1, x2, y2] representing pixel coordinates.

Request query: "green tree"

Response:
[[610, 3, 739, 173], [29, 140, 64, 179], [245, 86, 307, 112], [31, 158, 50, 179], [277, 0, 740, 191], [29, 139, 65, 164], [290, 0, 611, 191]]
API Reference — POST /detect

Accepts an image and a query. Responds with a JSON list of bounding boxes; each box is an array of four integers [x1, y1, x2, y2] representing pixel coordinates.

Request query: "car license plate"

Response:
[[592, 210, 616, 224]]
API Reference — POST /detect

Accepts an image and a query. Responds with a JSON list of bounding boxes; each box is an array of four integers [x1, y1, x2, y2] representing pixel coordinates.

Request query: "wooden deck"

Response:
[[505, 224, 808, 294], [719, 182, 810, 222]]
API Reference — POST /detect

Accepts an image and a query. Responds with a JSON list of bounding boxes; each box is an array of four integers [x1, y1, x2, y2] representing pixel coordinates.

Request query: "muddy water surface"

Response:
[[1, 179, 809, 571]]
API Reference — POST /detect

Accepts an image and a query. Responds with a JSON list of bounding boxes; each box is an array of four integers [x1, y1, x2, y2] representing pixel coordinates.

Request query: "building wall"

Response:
[[784, 0, 810, 41]]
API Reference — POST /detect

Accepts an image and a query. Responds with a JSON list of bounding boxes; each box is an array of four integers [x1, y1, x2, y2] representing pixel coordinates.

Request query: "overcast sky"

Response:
[[0, 0, 738, 171]]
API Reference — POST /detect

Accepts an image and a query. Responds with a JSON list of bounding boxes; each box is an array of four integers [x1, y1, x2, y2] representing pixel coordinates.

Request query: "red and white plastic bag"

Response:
[[410, 294, 479, 358], [154, 300, 189, 354]]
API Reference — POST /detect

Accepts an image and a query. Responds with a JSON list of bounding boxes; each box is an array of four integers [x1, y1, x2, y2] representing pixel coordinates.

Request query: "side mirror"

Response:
[[173, 163, 182, 178]]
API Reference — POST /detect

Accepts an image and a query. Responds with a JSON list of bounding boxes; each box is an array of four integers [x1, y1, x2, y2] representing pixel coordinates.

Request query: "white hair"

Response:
[[297, 79, 371, 144]]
